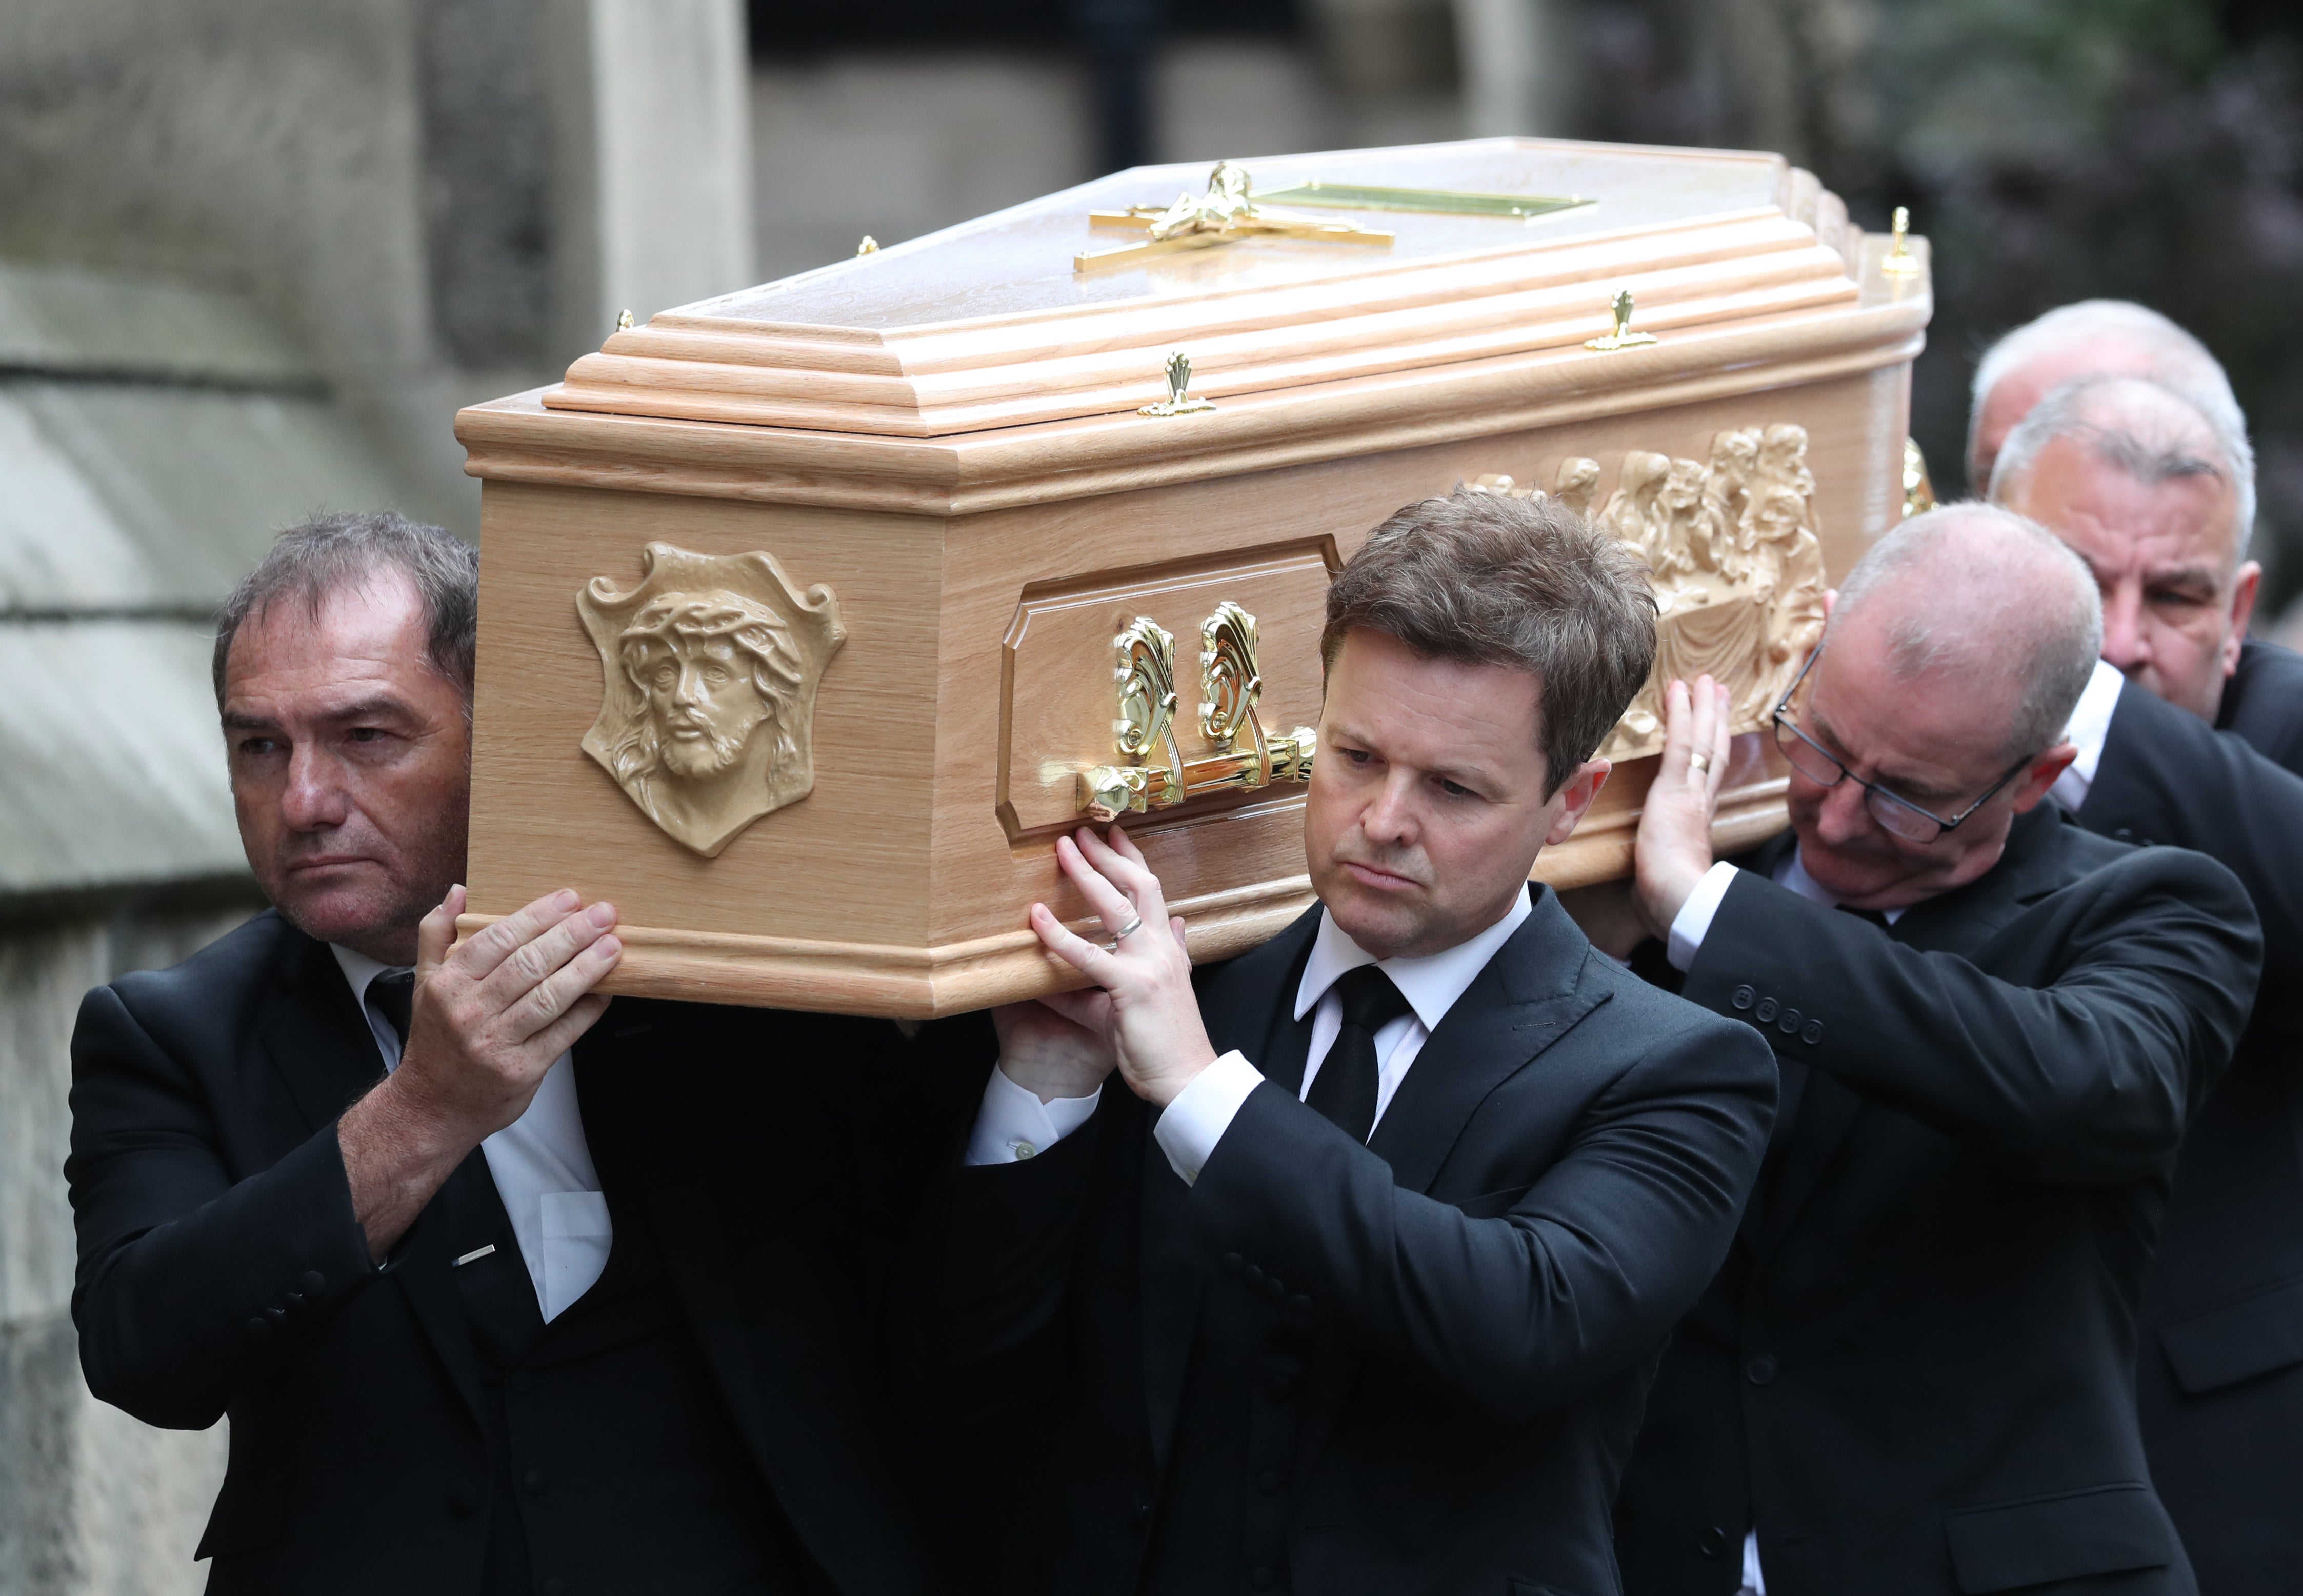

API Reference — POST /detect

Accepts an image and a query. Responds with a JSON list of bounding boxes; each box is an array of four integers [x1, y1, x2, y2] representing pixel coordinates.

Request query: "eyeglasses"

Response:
[[1769, 646, 2035, 844]]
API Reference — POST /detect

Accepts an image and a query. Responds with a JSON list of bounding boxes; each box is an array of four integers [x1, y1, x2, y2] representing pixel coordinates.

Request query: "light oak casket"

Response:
[[454, 136, 1933, 1017]]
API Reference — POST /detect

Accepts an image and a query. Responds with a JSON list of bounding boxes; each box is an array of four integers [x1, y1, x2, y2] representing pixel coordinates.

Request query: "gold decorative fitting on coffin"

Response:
[[1198, 602, 1262, 753], [1078, 160, 1395, 272], [856, 235, 880, 255], [1473, 424, 1829, 765], [615, 309, 634, 332], [1880, 207, 1922, 278], [1078, 601, 1316, 821], [1585, 289, 1658, 352], [1139, 351, 1217, 418], [576, 543, 846, 860], [1902, 436, 1937, 518]]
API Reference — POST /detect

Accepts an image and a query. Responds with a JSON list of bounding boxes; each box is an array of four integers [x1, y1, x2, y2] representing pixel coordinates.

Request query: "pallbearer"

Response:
[[1610, 505, 2260, 1596], [921, 490, 1777, 1596]]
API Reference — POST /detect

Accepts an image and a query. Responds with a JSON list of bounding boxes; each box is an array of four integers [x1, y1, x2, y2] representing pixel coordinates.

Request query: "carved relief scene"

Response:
[[1468, 423, 1829, 763], [576, 542, 847, 859]]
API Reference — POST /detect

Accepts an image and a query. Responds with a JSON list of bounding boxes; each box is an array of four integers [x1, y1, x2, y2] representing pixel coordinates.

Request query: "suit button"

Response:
[[1699, 1525, 1729, 1559], [264, 1306, 287, 1324], [1776, 1007, 1800, 1034], [1731, 985, 1756, 1011], [1250, 1568, 1278, 1591], [1221, 1252, 1244, 1276], [1245, 1264, 1265, 1287], [1257, 1470, 1286, 1495], [1745, 1354, 1778, 1386], [1288, 1294, 1313, 1316], [1266, 1374, 1296, 1404], [1754, 998, 1779, 1023], [1801, 1019, 1824, 1045], [523, 1468, 547, 1495], [510, 1370, 534, 1395], [447, 1480, 481, 1518], [245, 1316, 270, 1341], [299, 1270, 326, 1295], [1265, 1276, 1286, 1302], [2113, 827, 2133, 841]]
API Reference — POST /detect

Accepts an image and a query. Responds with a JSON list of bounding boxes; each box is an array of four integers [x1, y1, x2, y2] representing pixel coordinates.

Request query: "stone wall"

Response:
[[0, 888, 263, 1596]]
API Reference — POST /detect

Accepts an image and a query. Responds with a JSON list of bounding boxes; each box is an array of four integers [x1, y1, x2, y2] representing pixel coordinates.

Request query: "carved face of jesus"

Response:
[[628, 629, 777, 782]]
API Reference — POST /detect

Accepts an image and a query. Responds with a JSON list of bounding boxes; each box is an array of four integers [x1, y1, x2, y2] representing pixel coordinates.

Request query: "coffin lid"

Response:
[[459, 137, 1929, 513]]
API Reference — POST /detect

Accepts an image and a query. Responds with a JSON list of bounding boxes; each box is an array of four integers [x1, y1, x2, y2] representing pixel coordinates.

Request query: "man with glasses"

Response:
[[1609, 504, 2261, 1596]]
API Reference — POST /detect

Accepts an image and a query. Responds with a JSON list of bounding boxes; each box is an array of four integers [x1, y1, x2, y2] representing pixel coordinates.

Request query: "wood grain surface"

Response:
[[459, 137, 1927, 1015]]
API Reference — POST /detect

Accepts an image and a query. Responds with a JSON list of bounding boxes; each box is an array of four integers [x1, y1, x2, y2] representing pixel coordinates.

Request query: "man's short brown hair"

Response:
[[1321, 488, 1656, 794]]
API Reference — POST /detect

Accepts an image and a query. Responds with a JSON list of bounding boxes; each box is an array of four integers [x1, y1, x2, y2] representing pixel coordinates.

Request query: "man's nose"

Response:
[[279, 744, 350, 830], [2100, 584, 2150, 674], [1359, 770, 1420, 845], [1811, 775, 1875, 848]]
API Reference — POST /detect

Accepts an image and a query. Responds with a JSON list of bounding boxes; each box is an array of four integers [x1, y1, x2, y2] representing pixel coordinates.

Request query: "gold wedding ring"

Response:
[[1688, 752, 1711, 774]]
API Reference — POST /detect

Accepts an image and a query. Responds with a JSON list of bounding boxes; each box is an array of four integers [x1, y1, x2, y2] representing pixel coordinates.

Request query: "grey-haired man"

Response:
[[67, 512, 988, 1595]]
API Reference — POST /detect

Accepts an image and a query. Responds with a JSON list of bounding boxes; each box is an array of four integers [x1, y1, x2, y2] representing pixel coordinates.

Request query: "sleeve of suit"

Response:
[[1683, 853, 2261, 1182], [1174, 1018, 1776, 1422], [66, 985, 378, 1431], [2082, 677, 2303, 990]]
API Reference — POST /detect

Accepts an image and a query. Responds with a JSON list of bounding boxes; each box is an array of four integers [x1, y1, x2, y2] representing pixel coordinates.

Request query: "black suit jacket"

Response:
[[2077, 640, 2303, 1594], [67, 910, 991, 1595], [928, 887, 1777, 1596], [1614, 806, 2261, 1596]]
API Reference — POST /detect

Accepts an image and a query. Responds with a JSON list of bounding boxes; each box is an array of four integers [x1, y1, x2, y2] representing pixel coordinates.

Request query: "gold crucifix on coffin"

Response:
[[1074, 161, 1595, 272]]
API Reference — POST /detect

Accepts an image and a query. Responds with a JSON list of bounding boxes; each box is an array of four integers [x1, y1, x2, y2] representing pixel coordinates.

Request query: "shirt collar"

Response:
[[329, 943, 412, 1008], [1294, 885, 1534, 1030], [1781, 846, 1906, 925]]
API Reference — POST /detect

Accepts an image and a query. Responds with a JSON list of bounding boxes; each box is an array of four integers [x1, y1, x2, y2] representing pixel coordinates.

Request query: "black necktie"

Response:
[[1306, 965, 1414, 1143], [1836, 904, 1891, 931], [368, 970, 416, 1050]]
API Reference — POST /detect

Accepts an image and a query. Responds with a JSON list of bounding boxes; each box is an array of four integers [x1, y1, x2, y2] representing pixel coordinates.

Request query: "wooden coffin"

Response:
[[455, 135, 1932, 1017]]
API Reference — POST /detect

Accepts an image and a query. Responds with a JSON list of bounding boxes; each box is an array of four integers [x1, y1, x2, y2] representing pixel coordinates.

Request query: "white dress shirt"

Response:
[[966, 887, 1535, 1187], [2049, 657, 2128, 813], [330, 946, 610, 1322]]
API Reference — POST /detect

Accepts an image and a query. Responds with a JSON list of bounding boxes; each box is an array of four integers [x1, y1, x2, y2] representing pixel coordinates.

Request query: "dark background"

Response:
[[749, 0, 2303, 614]]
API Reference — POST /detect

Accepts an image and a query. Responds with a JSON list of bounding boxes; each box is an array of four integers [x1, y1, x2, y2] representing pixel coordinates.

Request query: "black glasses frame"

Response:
[[1768, 645, 2035, 843]]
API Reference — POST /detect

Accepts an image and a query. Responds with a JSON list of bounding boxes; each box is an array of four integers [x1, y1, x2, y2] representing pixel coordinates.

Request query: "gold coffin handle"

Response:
[[1079, 726, 1318, 822], [1078, 598, 1314, 821]]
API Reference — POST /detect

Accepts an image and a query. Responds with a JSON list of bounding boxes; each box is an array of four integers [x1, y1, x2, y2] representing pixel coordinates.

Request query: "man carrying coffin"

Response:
[[922, 490, 1778, 1596], [1993, 376, 2303, 1595], [1610, 505, 2261, 1596], [67, 514, 989, 1595], [1965, 300, 2244, 494]]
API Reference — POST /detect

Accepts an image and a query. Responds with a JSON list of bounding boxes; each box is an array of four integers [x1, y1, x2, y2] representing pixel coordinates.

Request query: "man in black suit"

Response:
[[922, 490, 1778, 1595], [67, 512, 986, 1594], [1996, 376, 2303, 1595], [1609, 504, 2261, 1596]]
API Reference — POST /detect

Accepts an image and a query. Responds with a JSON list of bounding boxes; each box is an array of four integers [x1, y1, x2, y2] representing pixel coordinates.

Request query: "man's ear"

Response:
[[1544, 758, 1611, 846], [2226, 560, 2262, 675], [2009, 740, 2079, 815]]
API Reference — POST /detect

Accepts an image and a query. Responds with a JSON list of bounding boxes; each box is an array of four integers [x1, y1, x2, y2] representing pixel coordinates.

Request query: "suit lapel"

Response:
[[1367, 889, 1607, 1194], [573, 1034, 775, 1473], [256, 932, 388, 1136], [1746, 814, 2069, 1255], [1750, 1068, 1863, 1257], [1142, 912, 1320, 1464]]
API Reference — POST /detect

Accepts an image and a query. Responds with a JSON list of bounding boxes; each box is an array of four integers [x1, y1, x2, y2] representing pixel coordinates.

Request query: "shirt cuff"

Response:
[[1667, 860, 1742, 973], [964, 1066, 1103, 1167], [1151, 1051, 1264, 1187], [2052, 657, 2126, 813]]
